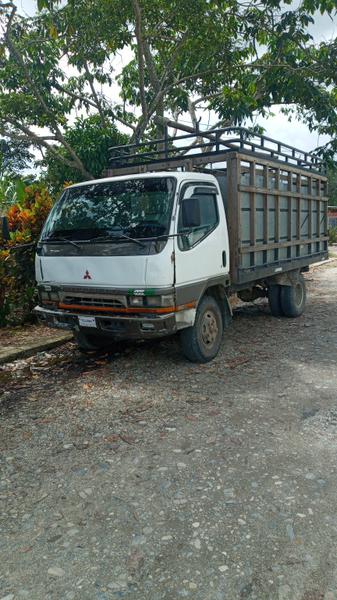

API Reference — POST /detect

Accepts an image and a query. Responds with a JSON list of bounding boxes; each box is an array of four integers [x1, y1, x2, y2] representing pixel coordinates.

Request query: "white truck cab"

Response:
[[35, 171, 231, 361], [34, 128, 328, 362]]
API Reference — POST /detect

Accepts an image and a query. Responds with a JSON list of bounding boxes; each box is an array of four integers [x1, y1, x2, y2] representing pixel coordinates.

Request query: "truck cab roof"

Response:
[[67, 171, 218, 190]]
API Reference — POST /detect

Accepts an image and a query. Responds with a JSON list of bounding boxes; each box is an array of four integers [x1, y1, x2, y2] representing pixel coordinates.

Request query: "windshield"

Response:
[[41, 177, 176, 241]]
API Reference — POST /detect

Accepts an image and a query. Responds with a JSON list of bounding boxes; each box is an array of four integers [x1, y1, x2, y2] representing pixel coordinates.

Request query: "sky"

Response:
[[17, 0, 337, 154]]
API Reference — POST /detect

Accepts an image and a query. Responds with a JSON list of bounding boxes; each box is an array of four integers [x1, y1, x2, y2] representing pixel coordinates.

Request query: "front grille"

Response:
[[62, 286, 124, 294], [61, 295, 127, 308]]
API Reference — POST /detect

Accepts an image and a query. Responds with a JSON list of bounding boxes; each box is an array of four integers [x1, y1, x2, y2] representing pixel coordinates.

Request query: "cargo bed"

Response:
[[220, 153, 328, 286]]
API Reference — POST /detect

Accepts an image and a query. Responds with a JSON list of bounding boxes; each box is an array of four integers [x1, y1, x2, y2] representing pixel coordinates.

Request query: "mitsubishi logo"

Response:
[[83, 270, 92, 280]]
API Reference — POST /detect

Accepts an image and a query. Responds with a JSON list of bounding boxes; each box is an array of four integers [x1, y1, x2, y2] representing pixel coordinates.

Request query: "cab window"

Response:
[[177, 188, 219, 250]]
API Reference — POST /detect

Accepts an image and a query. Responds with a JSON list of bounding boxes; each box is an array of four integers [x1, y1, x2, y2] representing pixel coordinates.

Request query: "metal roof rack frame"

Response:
[[107, 126, 326, 177]]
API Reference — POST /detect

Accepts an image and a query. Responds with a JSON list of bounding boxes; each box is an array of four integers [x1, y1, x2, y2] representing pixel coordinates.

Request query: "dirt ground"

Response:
[[0, 324, 62, 349], [1, 263, 337, 600]]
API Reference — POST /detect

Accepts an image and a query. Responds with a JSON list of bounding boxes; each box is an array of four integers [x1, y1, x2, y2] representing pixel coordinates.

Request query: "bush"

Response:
[[0, 245, 36, 326], [329, 226, 337, 244], [0, 173, 36, 214], [0, 183, 53, 326]]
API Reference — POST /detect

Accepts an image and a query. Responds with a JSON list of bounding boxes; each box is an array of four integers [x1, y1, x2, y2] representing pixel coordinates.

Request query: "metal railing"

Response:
[[109, 126, 326, 174]]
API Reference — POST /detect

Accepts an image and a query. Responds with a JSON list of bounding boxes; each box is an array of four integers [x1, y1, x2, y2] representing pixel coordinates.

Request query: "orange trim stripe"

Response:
[[58, 302, 196, 315]]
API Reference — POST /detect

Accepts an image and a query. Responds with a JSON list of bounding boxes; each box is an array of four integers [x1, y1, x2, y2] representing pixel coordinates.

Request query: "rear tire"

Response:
[[280, 274, 306, 317], [268, 285, 284, 317], [180, 295, 223, 363]]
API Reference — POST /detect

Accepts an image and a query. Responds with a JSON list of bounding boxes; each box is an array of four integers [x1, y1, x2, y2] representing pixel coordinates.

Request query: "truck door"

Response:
[[174, 182, 229, 300]]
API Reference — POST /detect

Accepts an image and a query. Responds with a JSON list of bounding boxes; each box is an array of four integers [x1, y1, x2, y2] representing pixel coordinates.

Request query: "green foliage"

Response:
[[0, 174, 34, 213], [0, 0, 336, 175], [329, 226, 337, 244], [0, 182, 54, 326], [0, 135, 34, 212], [0, 245, 37, 327], [42, 115, 128, 191], [328, 168, 337, 206], [0, 137, 33, 176]]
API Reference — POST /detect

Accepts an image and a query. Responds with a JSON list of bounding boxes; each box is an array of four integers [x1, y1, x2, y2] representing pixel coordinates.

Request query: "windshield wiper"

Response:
[[89, 233, 146, 248], [42, 234, 81, 249]]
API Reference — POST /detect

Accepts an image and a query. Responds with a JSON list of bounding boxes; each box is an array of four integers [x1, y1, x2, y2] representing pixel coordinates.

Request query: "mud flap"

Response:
[[222, 293, 233, 329]]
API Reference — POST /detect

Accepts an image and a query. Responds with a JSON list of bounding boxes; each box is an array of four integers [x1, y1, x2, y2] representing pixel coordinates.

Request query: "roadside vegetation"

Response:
[[328, 169, 337, 207], [329, 226, 337, 245], [0, 184, 53, 326]]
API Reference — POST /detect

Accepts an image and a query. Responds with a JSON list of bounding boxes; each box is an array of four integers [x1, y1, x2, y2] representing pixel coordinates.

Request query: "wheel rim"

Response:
[[201, 310, 219, 347], [294, 282, 304, 306]]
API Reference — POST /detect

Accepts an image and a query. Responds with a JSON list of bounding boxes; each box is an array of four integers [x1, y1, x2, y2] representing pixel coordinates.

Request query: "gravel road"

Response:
[[1, 263, 337, 600]]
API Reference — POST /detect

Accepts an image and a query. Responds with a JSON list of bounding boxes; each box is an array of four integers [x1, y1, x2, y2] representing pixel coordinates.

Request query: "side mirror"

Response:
[[181, 197, 201, 228]]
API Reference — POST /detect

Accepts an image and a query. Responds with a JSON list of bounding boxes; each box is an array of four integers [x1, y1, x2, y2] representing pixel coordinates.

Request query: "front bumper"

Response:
[[33, 305, 177, 340]]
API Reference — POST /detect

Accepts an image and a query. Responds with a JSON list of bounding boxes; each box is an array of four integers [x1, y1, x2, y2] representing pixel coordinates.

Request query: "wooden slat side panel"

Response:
[[275, 169, 280, 260], [296, 174, 301, 258], [231, 155, 328, 285], [226, 156, 240, 282], [237, 185, 328, 202], [240, 236, 329, 253], [263, 166, 269, 266], [308, 176, 312, 256], [249, 162, 256, 254]]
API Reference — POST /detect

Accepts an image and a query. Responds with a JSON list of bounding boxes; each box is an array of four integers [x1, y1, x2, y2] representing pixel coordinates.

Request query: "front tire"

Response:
[[74, 331, 115, 352], [180, 295, 223, 363], [280, 274, 306, 317]]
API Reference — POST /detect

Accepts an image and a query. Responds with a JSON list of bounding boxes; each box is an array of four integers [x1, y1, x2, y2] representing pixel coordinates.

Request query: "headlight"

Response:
[[38, 288, 59, 304], [129, 296, 144, 307], [129, 294, 175, 308], [146, 294, 175, 308]]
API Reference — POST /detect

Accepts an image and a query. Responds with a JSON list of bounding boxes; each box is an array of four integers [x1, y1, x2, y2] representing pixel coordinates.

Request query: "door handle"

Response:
[[222, 251, 227, 267]]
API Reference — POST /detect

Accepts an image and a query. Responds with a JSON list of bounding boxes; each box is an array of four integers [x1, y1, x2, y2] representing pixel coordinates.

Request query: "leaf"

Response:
[[226, 357, 250, 369], [14, 179, 26, 204], [119, 434, 135, 445], [37, 0, 49, 10], [104, 434, 120, 443], [82, 383, 92, 390], [127, 549, 144, 574], [49, 25, 58, 40]]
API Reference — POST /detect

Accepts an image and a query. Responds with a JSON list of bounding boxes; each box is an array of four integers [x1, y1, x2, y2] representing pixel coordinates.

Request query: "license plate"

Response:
[[78, 316, 97, 328]]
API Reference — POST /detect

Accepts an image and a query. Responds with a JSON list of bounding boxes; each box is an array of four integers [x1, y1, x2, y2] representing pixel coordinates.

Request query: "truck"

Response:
[[34, 127, 328, 362]]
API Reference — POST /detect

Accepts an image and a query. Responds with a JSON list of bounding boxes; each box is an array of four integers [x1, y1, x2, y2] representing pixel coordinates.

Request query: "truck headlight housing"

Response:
[[38, 288, 59, 306], [129, 296, 144, 307], [145, 294, 175, 308], [128, 294, 175, 308], [39, 290, 49, 302]]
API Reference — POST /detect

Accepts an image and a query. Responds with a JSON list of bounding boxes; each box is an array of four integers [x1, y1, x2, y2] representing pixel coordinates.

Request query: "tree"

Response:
[[0, 136, 34, 213], [42, 115, 128, 192], [328, 168, 337, 206], [0, 136, 32, 176], [0, 135, 33, 212], [0, 0, 336, 181]]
